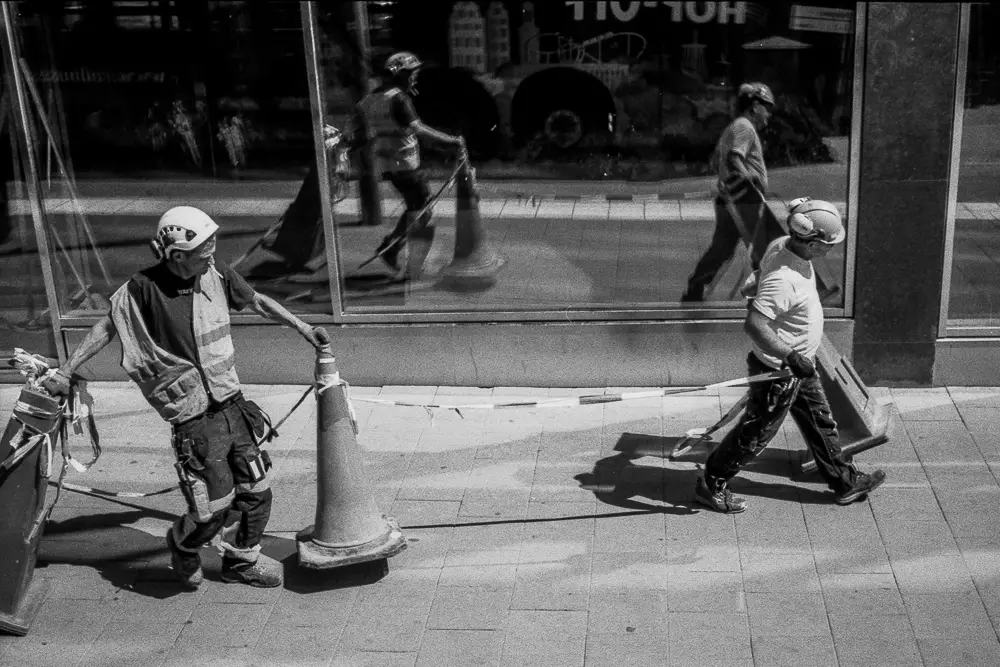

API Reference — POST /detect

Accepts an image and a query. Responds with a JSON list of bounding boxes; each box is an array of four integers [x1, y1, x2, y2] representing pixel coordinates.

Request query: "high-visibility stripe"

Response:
[[236, 478, 269, 494], [203, 355, 236, 376], [196, 323, 231, 346]]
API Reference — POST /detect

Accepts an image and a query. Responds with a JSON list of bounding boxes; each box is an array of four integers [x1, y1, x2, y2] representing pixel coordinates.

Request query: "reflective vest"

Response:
[[357, 86, 419, 172], [110, 266, 241, 424]]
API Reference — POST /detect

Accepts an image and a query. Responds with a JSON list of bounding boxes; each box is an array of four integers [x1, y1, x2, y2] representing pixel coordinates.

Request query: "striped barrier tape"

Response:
[[351, 370, 791, 413]]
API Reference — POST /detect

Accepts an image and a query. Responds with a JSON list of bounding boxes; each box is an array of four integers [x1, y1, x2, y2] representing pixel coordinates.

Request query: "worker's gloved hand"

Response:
[[784, 351, 816, 379], [308, 326, 331, 349], [41, 368, 72, 397]]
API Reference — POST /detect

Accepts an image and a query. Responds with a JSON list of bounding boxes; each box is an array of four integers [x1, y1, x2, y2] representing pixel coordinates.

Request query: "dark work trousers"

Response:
[[267, 165, 324, 269], [171, 397, 272, 557], [685, 193, 784, 298], [704, 352, 859, 494], [385, 169, 433, 240]]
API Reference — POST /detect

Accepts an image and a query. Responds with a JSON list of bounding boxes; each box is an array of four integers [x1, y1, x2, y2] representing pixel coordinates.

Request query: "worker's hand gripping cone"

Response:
[[440, 157, 505, 287], [296, 344, 406, 569]]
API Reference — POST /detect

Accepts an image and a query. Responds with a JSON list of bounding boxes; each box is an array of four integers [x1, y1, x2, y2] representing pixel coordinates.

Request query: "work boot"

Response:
[[166, 530, 203, 589], [835, 469, 887, 505], [694, 476, 747, 514], [221, 552, 284, 588]]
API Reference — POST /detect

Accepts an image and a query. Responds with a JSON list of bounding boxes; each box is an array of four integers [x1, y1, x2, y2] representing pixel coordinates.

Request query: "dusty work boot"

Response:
[[835, 469, 887, 505], [166, 530, 203, 589], [694, 476, 747, 514], [221, 552, 284, 588]]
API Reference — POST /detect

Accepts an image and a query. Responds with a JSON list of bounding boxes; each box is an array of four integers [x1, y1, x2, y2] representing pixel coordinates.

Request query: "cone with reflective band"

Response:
[[441, 159, 505, 285], [297, 345, 405, 569], [800, 335, 897, 473]]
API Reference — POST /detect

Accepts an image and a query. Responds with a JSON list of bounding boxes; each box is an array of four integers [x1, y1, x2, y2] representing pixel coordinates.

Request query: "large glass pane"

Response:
[[0, 43, 58, 361], [12, 1, 332, 316], [320, 1, 855, 314], [948, 2, 1000, 332]]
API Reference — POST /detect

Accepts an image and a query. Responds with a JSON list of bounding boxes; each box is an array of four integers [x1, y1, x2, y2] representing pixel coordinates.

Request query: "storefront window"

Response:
[[0, 49, 58, 360], [319, 1, 857, 314], [11, 1, 332, 317], [947, 2, 1000, 334]]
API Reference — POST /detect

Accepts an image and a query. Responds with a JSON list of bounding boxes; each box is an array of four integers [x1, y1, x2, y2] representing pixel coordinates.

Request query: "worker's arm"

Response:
[[249, 292, 330, 348], [411, 120, 464, 148], [42, 315, 118, 395], [744, 308, 815, 378]]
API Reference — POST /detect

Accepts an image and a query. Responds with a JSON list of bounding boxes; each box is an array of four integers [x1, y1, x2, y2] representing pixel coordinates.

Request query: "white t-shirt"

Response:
[[714, 116, 767, 198], [749, 237, 823, 369]]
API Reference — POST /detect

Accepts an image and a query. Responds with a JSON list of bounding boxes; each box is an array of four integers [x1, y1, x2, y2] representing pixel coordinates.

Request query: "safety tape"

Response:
[[316, 366, 359, 435], [351, 370, 791, 413], [50, 480, 178, 499]]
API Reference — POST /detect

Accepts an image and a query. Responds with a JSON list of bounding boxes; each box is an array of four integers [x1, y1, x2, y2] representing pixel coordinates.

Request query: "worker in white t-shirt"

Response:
[[694, 198, 886, 513]]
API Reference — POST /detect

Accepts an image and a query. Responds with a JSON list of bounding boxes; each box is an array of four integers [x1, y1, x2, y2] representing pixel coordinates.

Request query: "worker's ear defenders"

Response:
[[149, 236, 186, 263], [786, 197, 814, 238]]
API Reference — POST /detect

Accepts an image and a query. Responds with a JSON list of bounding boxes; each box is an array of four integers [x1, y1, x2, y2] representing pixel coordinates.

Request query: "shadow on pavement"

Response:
[[575, 431, 834, 511]]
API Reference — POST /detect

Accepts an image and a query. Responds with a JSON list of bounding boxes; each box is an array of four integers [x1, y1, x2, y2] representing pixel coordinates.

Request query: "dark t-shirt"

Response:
[[122, 262, 256, 368], [390, 89, 419, 128]]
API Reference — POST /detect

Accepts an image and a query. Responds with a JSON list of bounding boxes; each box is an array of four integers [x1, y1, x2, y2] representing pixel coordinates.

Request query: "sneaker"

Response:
[[221, 553, 283, 588], [694, 476, 747, 514], [166, 530, 203, 589], [835, 469, 887, 505]]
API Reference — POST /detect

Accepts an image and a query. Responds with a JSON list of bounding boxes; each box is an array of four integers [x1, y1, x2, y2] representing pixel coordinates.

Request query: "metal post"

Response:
[[0, 2, 65, 363], [300, 1, 344, 315], [353, 1, 383, 227]]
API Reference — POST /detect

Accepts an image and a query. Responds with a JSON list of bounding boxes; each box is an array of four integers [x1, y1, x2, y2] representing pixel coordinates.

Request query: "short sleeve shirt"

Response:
[[390, 89, 419, 128], [715, 116, 767, 197], [749, 237, 823, 368], [120, 262, 256, 368]]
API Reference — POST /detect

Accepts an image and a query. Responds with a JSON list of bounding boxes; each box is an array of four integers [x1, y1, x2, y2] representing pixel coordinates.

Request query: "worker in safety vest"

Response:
[[356, 51, 466, 279], [42, 206, 330, 589]]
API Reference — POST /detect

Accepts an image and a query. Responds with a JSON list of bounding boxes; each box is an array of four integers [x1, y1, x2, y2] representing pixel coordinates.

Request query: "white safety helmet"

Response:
[[384, 51, 421, 76], [738, 82, 775, 107], [787, 197, 845, 245], [150, 206, 219, 261]]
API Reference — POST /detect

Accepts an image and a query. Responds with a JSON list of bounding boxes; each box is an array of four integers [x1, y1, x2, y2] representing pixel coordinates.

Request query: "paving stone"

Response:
[[510, 556, 592, 611], [902, 591, 996, 641], [415, 629, 503, 667], [175, 602, 272, 649], [868, 486, 945, 522], [828, 613, 922, 667], [750, 634, 839, 667], [327, 650, 418, 667], [339, 591, 433, 652], [745, 592, 831, 639], [890, 389, 962, 421], [740, 551, 821, 593], [665, 570, 745, 614], [426, 587, 512, 630], [903, 420, 985, 463], [267, 585, 360, 629], [252, 623, 342, 667], [917, 639, 1000, 667], [587, 590, 669, 637], [438, 563, 518, 589], [499, 640, 585, 667], [875, 518, 959, 557], [819, 573, 905, 616], [583, 632, 671, 667], [667, 612, 753, 667], [890, 553, 977, 594]]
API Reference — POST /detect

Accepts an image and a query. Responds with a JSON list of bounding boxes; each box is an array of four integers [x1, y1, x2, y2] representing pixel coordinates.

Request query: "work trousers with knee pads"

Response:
[[704, 352, 858, 494], [170, 394, 273, 561]]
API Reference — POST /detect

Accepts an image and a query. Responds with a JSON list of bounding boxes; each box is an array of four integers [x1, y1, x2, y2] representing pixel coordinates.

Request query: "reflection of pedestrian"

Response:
[[682, 82, 784, 302], [358, 51, 465, 279], [693, 198, 886, 513], [43, 206, 330, 589]]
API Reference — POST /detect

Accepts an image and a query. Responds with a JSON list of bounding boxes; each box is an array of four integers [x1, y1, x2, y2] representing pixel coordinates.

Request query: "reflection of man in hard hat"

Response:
[[682, 82, 784, 302], [43, 206, 331, 589], [694, 198, 886, 513], [357, 51, 466, 279]]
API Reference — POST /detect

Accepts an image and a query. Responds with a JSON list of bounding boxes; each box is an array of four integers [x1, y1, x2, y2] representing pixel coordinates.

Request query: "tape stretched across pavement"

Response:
[[353, 370, 790, 412]]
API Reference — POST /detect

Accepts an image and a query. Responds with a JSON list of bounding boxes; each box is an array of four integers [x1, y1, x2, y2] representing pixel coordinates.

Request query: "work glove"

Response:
[[308, 326, 331, 349], [41, 368, 73, 397], [784, 351, 816, 379]]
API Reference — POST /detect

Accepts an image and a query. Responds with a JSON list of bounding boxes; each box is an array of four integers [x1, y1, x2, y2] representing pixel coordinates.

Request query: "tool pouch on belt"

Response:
[[172, 435, 213, 522], [236, 396, 275, 444]]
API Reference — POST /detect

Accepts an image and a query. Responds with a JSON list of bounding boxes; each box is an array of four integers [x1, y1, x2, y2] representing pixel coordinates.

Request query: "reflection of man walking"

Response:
[[682, 82, 783, 302], [693, 198, 886, 513], [357, 51, 465, 279]]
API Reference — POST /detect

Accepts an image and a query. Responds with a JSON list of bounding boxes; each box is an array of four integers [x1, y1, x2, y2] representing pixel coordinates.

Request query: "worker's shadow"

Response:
[[575, 432, 832, 511], [38, 508, 388, 600]]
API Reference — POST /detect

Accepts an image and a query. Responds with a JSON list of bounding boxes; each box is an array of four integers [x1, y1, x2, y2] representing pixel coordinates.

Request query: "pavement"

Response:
[[3, 381, 1000, 666]]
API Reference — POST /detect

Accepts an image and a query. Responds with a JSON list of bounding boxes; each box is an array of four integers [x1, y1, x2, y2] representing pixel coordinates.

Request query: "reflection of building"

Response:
[[449, 1, 486, 73], [486, 2, 511, 72], [518, 2, 540, 65]]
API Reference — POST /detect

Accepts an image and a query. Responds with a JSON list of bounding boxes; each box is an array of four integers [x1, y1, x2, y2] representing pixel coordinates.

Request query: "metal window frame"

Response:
[[939, 3, 972, 338]]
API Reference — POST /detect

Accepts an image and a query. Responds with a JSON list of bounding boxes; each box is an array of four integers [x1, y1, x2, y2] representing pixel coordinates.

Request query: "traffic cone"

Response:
[[800, 335, 897, 473], [440, 158, 505, 288], [296, 345, 406, 569]]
